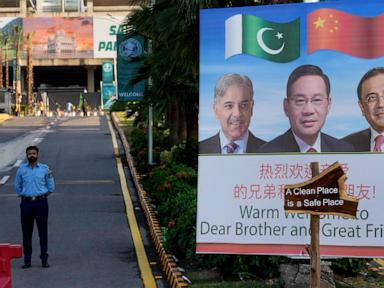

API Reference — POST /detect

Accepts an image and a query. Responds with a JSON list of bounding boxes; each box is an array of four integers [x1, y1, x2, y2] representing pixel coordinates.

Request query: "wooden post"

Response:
[[310, 162, 320, 288]]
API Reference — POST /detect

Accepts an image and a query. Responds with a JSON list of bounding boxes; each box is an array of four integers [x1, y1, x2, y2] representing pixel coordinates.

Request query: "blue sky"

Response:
[[199, 0, 384, 141]]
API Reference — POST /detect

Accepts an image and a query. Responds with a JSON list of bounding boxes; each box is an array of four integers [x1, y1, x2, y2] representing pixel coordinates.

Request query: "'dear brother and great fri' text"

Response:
[[200, 207, 383, 238]]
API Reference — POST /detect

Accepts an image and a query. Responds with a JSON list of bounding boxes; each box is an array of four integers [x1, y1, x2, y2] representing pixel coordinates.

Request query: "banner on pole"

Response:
[[116, 33, 145, 101]]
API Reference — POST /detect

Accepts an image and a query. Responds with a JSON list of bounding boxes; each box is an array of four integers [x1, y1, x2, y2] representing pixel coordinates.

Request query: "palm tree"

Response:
[[13, 25, 22, 115], [27, 33, 34, 115], [4, 37, 9, 89], [0, 33, 3, 89]]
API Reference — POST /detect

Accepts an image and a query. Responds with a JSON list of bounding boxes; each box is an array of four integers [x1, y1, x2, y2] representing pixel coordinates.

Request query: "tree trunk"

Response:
[[27, 33, 33, 115], [168, 99, 180, 146], [0, 36, 3, 89], [5, 40, 8, 89], [186, 92, 198, 142]]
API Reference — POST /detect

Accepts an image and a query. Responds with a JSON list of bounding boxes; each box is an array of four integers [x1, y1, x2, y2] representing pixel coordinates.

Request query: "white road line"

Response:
[[0, 176, 10, 185], [50, 122, 55, 125], [33, 137, 43, 142], [13, 160, 23, 167]]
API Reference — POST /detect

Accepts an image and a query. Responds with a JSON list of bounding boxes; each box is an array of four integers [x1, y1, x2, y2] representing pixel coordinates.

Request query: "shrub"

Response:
[[110, 101, 128, 112], [331, 258, 369, 276]]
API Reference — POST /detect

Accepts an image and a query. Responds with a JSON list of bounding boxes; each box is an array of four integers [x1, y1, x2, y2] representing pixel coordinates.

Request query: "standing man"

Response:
[[343, 67, 384, 151], [15, 146, 54, 269], [199, 73, 265, 154], [259, 65, 354, 153]]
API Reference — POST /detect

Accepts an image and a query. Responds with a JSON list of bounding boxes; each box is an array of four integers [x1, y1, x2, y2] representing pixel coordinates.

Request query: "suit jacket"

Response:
[[199, 131, 265, 154], [342, 128, 371, 152], [258, 129, 355, 153]]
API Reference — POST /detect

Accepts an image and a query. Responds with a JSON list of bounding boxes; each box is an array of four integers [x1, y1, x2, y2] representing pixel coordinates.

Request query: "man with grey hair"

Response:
[[343, 67, 384, 151], [199, 73, 265, 154]]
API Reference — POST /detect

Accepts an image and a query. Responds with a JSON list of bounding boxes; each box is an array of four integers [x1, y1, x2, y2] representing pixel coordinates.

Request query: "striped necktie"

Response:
[[374, 135, 384, 152], [225, 142, 238, 153]]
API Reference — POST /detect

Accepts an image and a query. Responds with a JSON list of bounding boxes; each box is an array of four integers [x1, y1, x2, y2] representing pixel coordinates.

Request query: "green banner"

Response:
[[116, 33, 145, 101], [102, 61, 114, 84], [102, 83, 116, 109]]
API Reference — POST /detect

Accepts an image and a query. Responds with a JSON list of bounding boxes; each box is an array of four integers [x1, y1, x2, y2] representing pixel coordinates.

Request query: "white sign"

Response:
[[197, 153, 384, 257], [93, 16, 125, 58]]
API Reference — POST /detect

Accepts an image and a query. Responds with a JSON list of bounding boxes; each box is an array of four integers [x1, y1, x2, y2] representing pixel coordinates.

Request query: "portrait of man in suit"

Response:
[[199, 73, 265, 154], [259, 65, 354, 153], [343, 67, 384, 152]]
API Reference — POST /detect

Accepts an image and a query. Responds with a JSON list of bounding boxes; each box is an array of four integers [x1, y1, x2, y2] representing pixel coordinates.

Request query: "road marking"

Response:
[[57, 180, 114, 185], [13, 160, 23, 168], [0, 176, 10, 185], [33, 137, 43, 142], [107, 115, 156, 288]]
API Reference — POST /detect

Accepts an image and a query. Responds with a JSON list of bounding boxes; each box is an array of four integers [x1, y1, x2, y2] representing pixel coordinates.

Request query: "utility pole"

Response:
[[0, 33, 3, 89]]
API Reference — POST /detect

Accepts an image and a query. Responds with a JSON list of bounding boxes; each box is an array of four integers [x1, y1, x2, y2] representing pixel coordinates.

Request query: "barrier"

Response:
[[111, 113, 189, 288], [0, 244, 22, 288]]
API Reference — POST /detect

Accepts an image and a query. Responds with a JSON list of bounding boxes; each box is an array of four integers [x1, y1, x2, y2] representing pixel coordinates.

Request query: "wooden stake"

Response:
[[310, 162, 320, 288]]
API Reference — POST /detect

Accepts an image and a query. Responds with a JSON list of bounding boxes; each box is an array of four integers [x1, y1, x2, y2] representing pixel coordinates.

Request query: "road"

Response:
[[0, 115, 164, 288]]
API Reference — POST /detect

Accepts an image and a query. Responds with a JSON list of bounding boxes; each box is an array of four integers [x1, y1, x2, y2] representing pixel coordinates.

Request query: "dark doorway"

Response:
[[33, 66, 87, 88]]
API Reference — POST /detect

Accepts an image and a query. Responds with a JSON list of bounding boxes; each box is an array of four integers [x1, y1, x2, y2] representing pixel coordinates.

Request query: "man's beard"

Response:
[[28, 157, 37, 164]]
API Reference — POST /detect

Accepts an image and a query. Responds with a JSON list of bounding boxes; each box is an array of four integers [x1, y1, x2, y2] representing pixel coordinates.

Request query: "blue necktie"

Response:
[[225, 142, 238, 153]]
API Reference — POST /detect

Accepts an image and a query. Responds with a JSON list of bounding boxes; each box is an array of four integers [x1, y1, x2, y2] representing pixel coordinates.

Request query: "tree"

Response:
[[0, 33, 3, 89], [27, 33, 34, 115], [13, 25, 22, 115], [4, 37, 9, 89]]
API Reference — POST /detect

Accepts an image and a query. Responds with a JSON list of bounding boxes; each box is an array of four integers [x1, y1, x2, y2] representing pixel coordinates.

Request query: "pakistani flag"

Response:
[[225, 14, 300, 63]]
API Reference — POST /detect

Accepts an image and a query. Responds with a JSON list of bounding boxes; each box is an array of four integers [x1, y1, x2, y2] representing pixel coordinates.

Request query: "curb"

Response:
[[111, 112, 189, 288], [0, 114, 11, 124]]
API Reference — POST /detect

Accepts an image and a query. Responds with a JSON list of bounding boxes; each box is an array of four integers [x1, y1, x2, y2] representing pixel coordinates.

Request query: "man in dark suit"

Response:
[[343, 67, 384, 152], [259, 65, 354, 153], [199, 74, 265, 154]]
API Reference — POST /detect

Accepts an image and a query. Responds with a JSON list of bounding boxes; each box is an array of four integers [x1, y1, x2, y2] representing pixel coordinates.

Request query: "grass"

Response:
[[115, 111, 135, 136]]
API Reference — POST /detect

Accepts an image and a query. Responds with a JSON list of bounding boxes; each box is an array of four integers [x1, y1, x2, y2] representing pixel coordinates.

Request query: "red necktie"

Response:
[[306, 147, 317, 153], [374, 135, 384, 152], [225, 142, 238, 153]]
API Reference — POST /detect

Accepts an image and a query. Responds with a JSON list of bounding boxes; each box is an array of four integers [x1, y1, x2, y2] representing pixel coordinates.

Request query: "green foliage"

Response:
[[109, 101, 128, 112], [331, 258, 369, 276]]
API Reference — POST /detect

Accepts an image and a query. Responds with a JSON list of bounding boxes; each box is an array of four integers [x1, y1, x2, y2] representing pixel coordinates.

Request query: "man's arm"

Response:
[[14, 168, 23, 196], [45, 167, 55, 193]]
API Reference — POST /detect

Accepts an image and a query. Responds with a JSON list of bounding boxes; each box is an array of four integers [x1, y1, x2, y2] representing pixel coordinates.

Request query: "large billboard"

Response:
[[22, 17, 93, 59], [93, 16, 125, 59], [198, 0, 384, 257]]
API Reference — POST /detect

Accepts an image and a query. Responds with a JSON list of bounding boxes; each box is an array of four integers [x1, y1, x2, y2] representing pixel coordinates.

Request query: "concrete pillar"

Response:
[[86, 0, 93, 15], [87, 66, 95, 92], [20, 0, 27, 16]]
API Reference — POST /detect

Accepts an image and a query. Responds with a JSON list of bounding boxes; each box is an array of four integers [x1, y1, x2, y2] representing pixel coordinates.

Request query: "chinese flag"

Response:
[[308, 9, 384, 58]]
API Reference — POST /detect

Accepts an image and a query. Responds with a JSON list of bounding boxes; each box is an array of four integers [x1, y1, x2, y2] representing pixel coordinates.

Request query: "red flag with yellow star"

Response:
[[308, 8, 384, 58]]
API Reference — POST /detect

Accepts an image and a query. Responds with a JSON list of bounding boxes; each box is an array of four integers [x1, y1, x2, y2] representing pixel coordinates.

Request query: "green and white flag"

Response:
[[225, 14, 300, 63]]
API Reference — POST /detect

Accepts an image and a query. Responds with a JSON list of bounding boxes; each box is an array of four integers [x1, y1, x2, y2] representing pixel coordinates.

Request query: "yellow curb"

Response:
[[107, 115, 157, 288], [0, 114, 11, 123]]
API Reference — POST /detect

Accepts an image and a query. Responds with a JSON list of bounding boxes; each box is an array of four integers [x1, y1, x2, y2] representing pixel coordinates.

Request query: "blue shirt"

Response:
[[15, 163, 55, 197]]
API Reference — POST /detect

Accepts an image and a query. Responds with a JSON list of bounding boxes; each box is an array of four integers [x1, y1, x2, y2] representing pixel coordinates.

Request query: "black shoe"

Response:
[[42, 261, 50, 268], [22, 262, 31, 269]]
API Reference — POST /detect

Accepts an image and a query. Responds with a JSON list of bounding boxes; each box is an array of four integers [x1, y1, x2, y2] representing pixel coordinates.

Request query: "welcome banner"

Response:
[[198, 0, 384, 257]]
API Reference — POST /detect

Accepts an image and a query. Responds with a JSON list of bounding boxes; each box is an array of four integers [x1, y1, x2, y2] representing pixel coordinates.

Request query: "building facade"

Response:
[[0, 0, 141, 109]]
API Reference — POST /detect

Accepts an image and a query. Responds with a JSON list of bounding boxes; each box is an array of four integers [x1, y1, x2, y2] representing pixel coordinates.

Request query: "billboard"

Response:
[[198, 0, 384, 257], [93, 16, 125, 59], [22, 17, 93, 59]]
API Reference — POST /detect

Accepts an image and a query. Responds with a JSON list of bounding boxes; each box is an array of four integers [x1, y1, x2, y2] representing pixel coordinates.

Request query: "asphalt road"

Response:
[[0, 115, 159, 288]]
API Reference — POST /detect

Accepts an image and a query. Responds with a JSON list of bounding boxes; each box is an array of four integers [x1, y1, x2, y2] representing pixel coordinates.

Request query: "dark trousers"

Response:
[[20, 198, 49, 263]]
